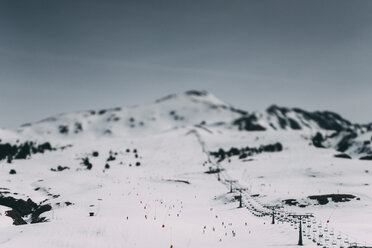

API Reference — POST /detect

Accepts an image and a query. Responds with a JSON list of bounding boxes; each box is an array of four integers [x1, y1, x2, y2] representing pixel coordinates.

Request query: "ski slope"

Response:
[[1, 91, 371, 247]]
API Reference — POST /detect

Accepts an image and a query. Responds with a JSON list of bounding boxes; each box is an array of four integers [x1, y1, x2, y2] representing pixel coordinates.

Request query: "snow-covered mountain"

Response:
[[13, 91, 241, 138], [7, 90, 371, 160], [1, 90, 372, 248]]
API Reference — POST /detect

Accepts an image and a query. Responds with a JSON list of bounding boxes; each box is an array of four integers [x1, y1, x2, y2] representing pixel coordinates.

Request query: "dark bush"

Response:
[[82, 157, 93, 170], [107, 155, 116, 161], [210, 142, 283, 162], [58, 125, 69, 134]]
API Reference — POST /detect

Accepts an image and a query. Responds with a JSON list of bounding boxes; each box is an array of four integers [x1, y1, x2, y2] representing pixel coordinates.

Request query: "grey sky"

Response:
[[1, 0, 372, 128]]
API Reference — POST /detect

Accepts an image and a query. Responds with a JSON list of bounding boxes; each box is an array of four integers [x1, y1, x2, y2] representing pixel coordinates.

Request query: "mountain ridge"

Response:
[[1, 90, 371, 159]]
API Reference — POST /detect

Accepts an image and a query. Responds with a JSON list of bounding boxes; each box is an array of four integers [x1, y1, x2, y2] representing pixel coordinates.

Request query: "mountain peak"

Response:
[[155, 90, 230, 109]]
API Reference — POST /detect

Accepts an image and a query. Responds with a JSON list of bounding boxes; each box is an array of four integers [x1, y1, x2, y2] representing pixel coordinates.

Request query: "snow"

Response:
[[1, 91, 371, 247]]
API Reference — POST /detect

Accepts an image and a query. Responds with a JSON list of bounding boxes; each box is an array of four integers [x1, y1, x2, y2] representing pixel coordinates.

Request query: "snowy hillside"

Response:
[[1, 90, 372, 248], [15, 91, 242, 139]]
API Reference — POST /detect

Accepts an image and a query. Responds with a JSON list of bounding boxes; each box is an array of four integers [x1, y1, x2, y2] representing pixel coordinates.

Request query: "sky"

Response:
[[1, 0, 372, 128]]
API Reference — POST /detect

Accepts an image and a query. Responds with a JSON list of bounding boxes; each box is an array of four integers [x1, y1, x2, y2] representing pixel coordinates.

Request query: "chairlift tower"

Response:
[[235, 188, 248, 208], [263, 204, 283, 224], [226, 179, 237, 193], [288, 213, 313, 246]]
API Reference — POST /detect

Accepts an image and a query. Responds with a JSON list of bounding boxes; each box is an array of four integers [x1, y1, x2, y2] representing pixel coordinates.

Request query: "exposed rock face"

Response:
[[232, 115, 266, 131], [312, 132, 325, 148], [360, 155, 372, 160], [337, 132, 358, 152], [292, 108, 352, 131], [0, 195, 52, 225], [334, 153, 352, 159]]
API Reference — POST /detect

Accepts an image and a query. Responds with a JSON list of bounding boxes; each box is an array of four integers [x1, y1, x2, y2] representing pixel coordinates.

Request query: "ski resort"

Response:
[[1, 91, 372, 247], [2, 1, 372, 247]]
